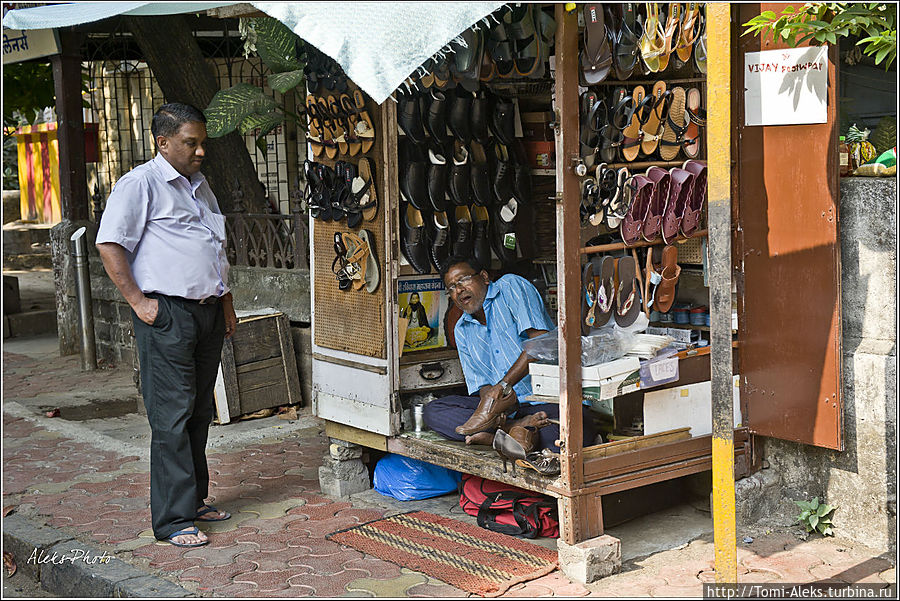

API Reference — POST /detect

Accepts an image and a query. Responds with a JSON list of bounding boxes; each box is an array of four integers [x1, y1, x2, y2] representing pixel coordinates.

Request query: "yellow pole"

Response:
[[706, 2, 737, 585]]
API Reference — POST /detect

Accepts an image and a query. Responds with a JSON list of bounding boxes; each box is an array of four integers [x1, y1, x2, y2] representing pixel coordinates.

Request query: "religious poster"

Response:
[[398, 275, 448, 352]]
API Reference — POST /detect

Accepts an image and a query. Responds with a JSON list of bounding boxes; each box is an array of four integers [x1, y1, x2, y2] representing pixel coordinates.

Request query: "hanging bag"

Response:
[[459, 474, 559, 538]]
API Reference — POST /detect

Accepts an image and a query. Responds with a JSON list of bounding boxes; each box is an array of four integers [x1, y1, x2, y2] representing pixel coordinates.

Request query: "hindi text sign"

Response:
[[744, 46, 828, 126]]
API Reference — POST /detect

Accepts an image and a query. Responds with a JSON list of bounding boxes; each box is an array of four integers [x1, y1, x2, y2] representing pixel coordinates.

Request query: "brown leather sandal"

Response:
[[305, 95, 326, 158], [640, 81, 669, 157], [654, 244, 680, 313], [676, 3, 702, 65], [657, 3, 681, 72], [352, 90, 376, 153]]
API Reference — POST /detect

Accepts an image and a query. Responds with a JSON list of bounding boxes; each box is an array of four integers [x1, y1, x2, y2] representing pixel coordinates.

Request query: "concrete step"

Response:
[[3, 221, 54, 270], [4, 309, 58, 339]]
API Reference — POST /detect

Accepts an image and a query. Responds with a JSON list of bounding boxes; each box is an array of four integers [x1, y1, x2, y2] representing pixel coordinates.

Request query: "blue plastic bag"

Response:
[[373, 454, 462, 501]]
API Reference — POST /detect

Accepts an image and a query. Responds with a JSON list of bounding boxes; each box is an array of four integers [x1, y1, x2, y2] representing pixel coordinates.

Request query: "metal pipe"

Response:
[[70, 227, 97, 371]]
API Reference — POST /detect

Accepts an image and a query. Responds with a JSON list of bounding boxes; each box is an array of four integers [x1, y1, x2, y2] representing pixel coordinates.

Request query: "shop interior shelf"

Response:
[[580, 229, 708, 255], [588, 77, 707, 86]]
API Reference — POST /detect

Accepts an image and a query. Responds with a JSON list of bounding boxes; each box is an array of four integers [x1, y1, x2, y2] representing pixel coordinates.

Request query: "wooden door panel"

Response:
[[736, 3, 842, 450]]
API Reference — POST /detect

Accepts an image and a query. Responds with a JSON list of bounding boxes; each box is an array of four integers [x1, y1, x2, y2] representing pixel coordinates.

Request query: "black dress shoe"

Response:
[[401, 202, 432, 274], [448, 88, 472, 142], [450, 205, 474, 258], [490, 97, 516, 146], [399, 92, 427, 144], [471, 205, 492, 267], [471, 91, 491, 144], [491, 199, 519, 267], [426, 90, 448, 140], [469, 141, 493, 206], [427, 147, 449, 212], [448, 141, 471, 206], [492, 144, 514, 206], [400, 139, 429, 211], [429, 211, 452, 272]]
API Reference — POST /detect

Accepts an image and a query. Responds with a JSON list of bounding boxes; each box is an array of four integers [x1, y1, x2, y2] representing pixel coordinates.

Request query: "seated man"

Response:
[[423, 255, 596, 455]]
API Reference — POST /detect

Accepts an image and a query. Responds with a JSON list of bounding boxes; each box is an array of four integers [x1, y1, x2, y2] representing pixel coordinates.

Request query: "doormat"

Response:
[[327, 510, 558, 597]]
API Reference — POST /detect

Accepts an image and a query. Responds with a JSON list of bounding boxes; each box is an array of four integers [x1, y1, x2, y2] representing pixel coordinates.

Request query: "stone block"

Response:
[[330, 443, 363, 461], [329, 438, 358, 448], [228, 265, 311, 323], [114, 575, 192, 597], [318, 457, 370, 498], [3, 189, 20, 224], [2, 514, 75, 582], [41, 540, 143, 598], [557, 534, 622, 584], [4, 274, 21, 314]]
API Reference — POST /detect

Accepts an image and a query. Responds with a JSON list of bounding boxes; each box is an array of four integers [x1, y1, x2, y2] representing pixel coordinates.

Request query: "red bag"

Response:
[[459, 474, 559, 539]]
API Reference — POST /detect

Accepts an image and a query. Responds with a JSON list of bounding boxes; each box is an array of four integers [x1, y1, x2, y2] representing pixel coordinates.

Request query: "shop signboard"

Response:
[[744, 45, 828, 126], [2, 28, 60, 64]]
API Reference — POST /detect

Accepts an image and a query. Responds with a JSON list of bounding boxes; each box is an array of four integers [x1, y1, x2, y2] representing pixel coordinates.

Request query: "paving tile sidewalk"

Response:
[[2, 346, 895, 597]]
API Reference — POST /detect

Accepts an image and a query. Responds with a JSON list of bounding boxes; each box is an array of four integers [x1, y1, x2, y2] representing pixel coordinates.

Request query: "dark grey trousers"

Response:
[[132, 294, 225, 540]]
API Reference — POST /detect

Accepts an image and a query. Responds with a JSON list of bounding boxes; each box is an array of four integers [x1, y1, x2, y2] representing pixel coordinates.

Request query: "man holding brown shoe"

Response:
[[422, 256, 597, 453]]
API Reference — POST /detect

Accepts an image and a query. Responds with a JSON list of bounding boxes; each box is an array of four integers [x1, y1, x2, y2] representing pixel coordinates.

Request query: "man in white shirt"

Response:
[[96, 103, 237, 548]]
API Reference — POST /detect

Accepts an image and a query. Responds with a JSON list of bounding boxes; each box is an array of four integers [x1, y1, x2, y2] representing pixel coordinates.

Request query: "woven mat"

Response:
[[327, 511, 558, 597]]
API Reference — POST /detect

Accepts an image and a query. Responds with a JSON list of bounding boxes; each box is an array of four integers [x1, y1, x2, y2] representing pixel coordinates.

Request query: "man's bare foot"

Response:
[[508, 411, 551, 430], [465, 431, 494, 446]]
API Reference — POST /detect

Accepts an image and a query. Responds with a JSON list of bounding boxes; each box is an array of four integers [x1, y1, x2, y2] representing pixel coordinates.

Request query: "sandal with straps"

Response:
[[352, 90, 376, 154], [621, 86, 647, 162], [310, 162, 334, 222], [676, 2, 702, 66], [341, 231, 370, 292], [327, 95, 350, 156], [600, 87, 632, 163], [694, 6, 707, 74], [607, 167, 630, 229], [659, 86, 687, 161], [640, 81, 670, 157], [304, 160, 324, 220], [657, 3, 681, 72], [339, 93, 362, 157], [614, 254, 642, 327], [683, 87, 705, 159], [315, 97, 341, 160], [638, 2, 666, 73], [579, 90, 600, 167], [354, 157, 378, 223], [305, 96, 327, 158], [609, 3, 642, 81]]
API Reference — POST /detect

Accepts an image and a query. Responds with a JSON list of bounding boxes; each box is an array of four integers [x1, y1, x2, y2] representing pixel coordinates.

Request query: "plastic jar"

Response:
[[673, 304, 691, 325], [690, 306, 708, 326]]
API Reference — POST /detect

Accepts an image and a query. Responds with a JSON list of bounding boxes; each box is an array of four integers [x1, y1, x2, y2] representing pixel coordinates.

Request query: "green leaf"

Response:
[[823, 526, 834, 536], [761, 10, 778, 20], [809, 514, 819, 529], [268, 69, 305, 94], [795, 500, 810, 510], [875, 46, 891, 63], [238, 111, 283, 136], [817, 504, 834, 517], [825, 32, 838, 43], [204, 83, 277, 138], [251, 17, 302, 73], [255, 135, 269, 157], [783, 5, 796, 14], [811, 497, 820, 509]]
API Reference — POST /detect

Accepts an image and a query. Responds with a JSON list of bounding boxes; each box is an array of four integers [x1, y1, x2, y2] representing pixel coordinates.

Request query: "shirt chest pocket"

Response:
[[205, 212, 227, 243]]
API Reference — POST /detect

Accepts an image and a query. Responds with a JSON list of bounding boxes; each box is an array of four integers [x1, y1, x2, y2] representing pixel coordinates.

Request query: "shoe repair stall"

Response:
[[305, 0, 845, 561]]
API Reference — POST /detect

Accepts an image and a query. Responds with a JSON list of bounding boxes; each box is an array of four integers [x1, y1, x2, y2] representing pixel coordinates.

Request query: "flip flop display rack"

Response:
[[576, 2, 710, 330]]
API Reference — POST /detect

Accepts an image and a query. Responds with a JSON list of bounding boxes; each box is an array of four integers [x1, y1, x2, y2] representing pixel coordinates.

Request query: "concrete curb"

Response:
[[2, 514, 193, 597]]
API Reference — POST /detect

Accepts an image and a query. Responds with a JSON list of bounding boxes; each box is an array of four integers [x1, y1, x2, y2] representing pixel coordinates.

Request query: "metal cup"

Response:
[[413, 404, 426, 433]]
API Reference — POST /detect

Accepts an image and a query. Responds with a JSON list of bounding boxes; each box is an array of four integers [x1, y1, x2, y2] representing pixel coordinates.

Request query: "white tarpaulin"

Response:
[[3, 1, 506, 104]]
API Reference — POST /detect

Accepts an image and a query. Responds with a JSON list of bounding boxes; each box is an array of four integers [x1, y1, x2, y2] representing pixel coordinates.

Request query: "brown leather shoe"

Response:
[[654, 244, 680, 313], [508, 425, 539, 454], [456, 393, 518, 436]]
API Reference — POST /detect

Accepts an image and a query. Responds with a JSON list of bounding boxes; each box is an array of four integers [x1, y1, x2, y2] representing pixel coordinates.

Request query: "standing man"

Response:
[[96, 103, 237, 548]]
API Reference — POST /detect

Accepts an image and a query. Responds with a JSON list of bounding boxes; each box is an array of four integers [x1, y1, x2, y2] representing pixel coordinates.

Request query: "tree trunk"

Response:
[[125, 15, 267, 213]]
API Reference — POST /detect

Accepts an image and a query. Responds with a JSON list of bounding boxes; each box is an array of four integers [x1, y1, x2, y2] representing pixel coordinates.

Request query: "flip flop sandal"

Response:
[[581, 3, 613, 84], [657, 3, 681, 72], [680, 160, 707, 237], [594, 255, 615, 327], [305, 96, 326, 157], [676, 3, 702, 65], [196, 504, 231, 522], [579, 91, 600, 167], [640, 82, 669, 157], [341, 232, 370, 291], [610, 3, 642, 81], [659, 87, 687, 161], [355, 157, 378, 222], [683, 87, 706, 159], [315, 98, 340, 160], [358, 229, 380, 293], [607, 167, 630, 229], [654, 244, 680, 313], [352, 90, 376, 153], [600, 89, 632, 163], [327, 95, 350, 156], [643, 166, 670, 242], [166, 526, 208, 548], [339, 93, 363, 157], [621, 86, 646, 162], [620, 174, 653, 246], [507, 4, 542, 78], [644, 248, 662, 317], [662, 167, 694, 244], [582, 261, 596, 334], [614, 255, 642, 327], [694, 8, 707, 74], [638, 3, 666, 73]]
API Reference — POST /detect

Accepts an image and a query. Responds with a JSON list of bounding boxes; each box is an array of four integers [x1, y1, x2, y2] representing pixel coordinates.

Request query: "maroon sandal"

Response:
[[680, 160, 707, 237], [662, 167, 694, 244], [620, 174, 653, 247], [643, 166, 670, 242]]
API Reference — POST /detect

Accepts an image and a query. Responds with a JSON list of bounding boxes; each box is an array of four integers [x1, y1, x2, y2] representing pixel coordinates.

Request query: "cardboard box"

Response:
[[643, 375, 742, 436], [529, 357, 640, 399], [521, 111, 554, 140]]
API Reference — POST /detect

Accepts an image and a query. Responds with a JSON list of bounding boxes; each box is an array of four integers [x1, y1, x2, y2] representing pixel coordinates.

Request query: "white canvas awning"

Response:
[[3, 1, 505, 103]]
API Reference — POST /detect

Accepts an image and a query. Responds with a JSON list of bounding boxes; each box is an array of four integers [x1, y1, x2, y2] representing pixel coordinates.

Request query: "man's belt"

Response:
[[167, 294, 220, 305]]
